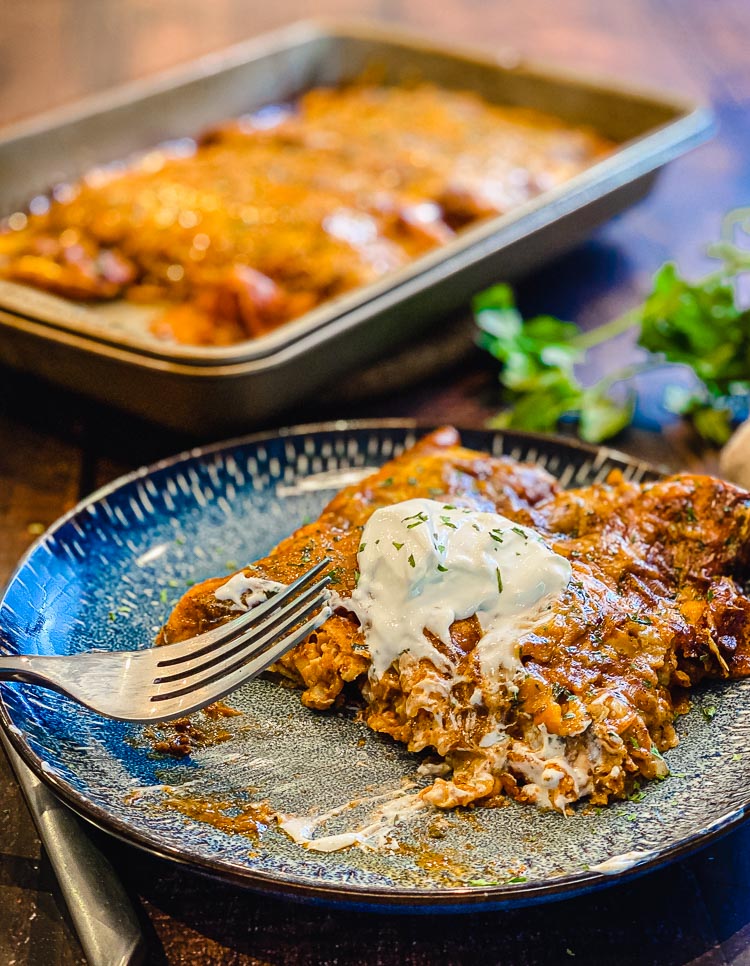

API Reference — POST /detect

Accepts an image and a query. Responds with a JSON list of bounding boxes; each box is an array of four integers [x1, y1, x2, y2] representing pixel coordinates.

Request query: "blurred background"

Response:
[[1, 0, 746, 318], [2, 0, 737, 126], [2, 3, 750, 963]]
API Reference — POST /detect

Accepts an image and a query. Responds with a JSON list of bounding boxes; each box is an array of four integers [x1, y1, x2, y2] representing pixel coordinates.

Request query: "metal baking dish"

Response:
[[0, 19, 713, 433]]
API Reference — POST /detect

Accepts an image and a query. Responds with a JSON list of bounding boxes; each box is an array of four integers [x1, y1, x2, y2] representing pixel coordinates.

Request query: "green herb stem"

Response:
[[570, 308, 641, 351], [593, 360, 663, 393]]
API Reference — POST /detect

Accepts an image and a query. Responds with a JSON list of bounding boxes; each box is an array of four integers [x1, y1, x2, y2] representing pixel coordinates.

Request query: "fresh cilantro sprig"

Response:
[[475, 208, 750, 444], [474, 283, 640, 443]]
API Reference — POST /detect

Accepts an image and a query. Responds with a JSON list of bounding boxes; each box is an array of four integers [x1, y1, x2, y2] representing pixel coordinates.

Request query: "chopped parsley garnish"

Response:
[[442, 504, 456, 510], [392, 541, 404, 551], [408, 553, 416, 568], [552, 683, 572, 703], [437, 564, 448, 573], [702, 705, 717, 721], [440, 516, 457, 530], [359, 543, 366, 553]]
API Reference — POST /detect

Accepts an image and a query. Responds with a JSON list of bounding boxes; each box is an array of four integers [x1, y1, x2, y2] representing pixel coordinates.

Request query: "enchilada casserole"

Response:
[[0, 85, 611, 346], [157, 428, 750, 812]]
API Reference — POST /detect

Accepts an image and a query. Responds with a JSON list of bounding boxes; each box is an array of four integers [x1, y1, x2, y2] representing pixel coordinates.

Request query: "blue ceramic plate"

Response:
[[1, 421, 748, 910]]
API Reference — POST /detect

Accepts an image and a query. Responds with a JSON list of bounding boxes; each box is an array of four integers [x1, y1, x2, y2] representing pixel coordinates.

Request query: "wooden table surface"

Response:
[[1, 0, 750, 962]]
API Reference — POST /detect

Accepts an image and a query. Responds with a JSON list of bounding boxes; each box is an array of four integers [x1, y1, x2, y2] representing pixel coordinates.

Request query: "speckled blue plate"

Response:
[[1, 421, 748, 910]]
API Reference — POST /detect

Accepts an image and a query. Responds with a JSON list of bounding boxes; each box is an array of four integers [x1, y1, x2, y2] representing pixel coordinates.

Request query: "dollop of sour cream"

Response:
[[214, 573, 285, 611], [347, 498, 571, 680]]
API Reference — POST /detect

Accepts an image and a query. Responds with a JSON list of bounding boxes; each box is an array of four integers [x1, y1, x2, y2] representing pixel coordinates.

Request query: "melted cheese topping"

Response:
[[348, 498, 571, 680]]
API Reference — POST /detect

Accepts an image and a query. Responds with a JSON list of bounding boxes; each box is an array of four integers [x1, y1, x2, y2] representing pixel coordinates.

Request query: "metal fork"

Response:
[[0, 559, 332, 722]]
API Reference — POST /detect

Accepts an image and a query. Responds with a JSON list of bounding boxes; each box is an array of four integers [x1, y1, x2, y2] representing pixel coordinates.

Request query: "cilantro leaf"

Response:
[[579, 386, 635, 444], [692, 404, 734, 444], [638, 264, 748, 392], [476, 287, 631, 441]]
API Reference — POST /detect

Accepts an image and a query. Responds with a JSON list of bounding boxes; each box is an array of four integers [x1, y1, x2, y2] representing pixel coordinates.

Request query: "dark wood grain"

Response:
[[0, 0, 749, 962]]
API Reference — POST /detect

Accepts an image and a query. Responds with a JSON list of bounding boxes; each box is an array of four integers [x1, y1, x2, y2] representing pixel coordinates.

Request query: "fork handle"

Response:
[[0, 729, 148, 965], [0, 654, 71, 687]]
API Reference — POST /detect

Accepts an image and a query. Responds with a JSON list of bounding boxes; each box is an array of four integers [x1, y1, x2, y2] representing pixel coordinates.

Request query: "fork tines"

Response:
[[155, 556, 332, 670], [150, 558, 332, 701]]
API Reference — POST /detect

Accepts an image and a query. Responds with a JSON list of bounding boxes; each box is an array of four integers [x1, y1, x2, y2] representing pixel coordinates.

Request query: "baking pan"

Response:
[[0, 19, 713, 432]]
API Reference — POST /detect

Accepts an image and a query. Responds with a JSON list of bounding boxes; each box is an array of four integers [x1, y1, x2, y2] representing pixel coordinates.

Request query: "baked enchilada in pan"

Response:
[[0, 85, 611, 347]]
